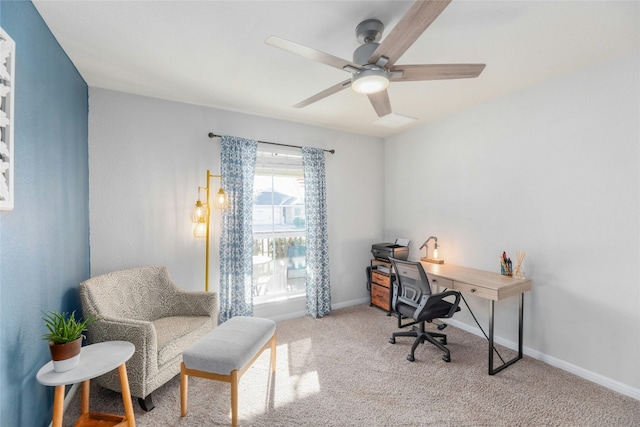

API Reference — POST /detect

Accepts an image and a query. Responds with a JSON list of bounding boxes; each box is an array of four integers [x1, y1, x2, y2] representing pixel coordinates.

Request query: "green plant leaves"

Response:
[[42, 310, 99, 344]]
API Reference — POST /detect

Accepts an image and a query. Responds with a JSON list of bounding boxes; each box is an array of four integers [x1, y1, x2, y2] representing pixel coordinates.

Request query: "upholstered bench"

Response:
[[180, 316, 277, 427]]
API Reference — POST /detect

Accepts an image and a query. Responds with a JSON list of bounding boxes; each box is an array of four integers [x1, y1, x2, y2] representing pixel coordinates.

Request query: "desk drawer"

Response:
[[429, 275, 453, 291], [453, 281, 497, 300], [371, 282, 390, 311], [371, 271, 390, 287]]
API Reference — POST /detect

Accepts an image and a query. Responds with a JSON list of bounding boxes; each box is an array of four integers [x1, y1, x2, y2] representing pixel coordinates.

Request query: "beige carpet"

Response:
[[62, 304, 640, 426]]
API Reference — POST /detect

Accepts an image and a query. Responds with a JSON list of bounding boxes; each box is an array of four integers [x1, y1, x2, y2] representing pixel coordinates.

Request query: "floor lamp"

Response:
[[191, 170, 228, 292]]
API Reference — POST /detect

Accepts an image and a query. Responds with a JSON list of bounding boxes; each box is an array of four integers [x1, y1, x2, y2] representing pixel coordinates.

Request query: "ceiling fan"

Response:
[[265, 0, 485, 118]]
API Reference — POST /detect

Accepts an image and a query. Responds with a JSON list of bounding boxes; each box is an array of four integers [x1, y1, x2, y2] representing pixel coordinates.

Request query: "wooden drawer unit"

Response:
[[370, 282, 390, 311], [369, 260, 393, 312], [371, 270, 390, 287]]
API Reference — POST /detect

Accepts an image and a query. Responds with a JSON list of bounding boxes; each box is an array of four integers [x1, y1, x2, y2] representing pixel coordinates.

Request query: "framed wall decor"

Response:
[[0, 27, 15, 210]]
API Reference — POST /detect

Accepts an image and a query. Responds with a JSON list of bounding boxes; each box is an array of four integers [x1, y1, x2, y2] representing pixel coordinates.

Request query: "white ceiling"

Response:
[[32, 1, 639, 138]]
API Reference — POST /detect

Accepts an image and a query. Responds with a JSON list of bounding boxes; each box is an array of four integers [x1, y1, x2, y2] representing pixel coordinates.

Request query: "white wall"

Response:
[[384, 49, 640, 395], [88, 88, 384, 318], [87, 51, 639, 399]]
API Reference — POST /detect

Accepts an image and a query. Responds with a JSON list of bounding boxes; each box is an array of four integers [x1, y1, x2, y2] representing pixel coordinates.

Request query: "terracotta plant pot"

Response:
[[49, 337, 82, 372]]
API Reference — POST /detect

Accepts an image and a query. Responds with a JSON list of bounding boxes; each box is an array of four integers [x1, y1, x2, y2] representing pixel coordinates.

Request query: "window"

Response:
[[252, 149, 305, 304]]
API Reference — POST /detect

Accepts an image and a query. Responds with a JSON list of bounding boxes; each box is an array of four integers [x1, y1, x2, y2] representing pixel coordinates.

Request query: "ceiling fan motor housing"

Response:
[[355, 19, 384, 45], [353, 42, 380, 65], [352, 20, 389, 95]]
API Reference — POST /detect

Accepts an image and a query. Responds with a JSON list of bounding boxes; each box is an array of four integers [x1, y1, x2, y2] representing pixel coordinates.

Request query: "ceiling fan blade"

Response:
[[369, 0, 452, 67], [266, 36, 361, 72], [390, 63, 486, 81], [293, 79, 352, 109], [367, 90, 392, 117]]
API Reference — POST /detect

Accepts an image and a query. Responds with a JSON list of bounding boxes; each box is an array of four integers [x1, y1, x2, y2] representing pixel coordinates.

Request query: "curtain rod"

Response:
[[208, 133, 335, 154]]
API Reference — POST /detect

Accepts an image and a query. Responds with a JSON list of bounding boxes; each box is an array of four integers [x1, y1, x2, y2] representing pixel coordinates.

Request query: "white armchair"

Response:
[[79, 265, 218, 411]]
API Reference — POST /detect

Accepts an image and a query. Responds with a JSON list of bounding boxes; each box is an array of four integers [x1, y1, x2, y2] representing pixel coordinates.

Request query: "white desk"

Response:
[[37, 341, 136, 427], [421, 261, 532, 375]]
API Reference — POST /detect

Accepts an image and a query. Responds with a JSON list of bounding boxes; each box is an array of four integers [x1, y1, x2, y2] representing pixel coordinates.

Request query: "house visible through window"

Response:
[[252, 149, 305, 304]]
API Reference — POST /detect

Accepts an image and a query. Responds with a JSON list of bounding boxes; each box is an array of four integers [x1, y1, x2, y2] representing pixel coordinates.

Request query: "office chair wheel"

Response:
[[389, 337, 396, 344], [407, 354, 415, 362], [442, 354, 451, 363]]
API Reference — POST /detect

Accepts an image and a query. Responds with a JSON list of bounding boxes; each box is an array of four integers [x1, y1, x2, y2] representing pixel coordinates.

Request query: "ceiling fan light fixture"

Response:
[[351, 68, 389, 95]]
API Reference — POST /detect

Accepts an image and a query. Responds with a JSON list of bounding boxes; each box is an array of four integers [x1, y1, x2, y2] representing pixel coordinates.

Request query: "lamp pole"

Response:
[[204, 170, 212, 292], [193, 169, 226, 292]]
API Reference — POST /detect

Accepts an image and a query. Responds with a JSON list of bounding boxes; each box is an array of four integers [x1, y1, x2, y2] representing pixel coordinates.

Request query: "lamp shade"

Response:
[[212, 188, 229, 210], [351, 68, 389, 94], [192, 221, 206, 238], [191, 199, 208, 223]]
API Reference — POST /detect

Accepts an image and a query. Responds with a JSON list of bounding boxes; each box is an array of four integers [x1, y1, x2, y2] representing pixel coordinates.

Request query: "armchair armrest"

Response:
[[88, 316, 159, 380]]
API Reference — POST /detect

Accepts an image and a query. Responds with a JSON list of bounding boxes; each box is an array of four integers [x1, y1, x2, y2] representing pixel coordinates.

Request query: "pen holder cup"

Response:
[[501, 265, 512, 277]]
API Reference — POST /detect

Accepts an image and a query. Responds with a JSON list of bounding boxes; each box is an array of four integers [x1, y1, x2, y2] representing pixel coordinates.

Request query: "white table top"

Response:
[[252, 255, 272, 265], [37, 341, 134, 387]]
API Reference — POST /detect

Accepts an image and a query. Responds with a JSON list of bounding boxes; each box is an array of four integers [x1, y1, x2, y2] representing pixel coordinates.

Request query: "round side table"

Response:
[[37, 341, 136, 427]]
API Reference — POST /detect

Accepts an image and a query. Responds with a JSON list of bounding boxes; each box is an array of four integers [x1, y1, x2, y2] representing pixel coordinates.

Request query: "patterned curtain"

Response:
[[219, 135, 258, 323], [302, 147, 331, 318]]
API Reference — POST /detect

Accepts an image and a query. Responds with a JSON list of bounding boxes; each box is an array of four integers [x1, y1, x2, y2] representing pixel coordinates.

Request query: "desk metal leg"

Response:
[[488, 300, 494, 375], [518, 293, 524, 357], [488, 293, 525, 375]]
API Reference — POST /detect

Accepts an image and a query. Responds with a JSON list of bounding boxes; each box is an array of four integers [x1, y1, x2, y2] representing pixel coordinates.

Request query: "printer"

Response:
[[371, 241, 409, 262]]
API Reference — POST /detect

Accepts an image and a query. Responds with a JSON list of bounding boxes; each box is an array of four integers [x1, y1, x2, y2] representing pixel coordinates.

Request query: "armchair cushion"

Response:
[[153, 316, 212, 366]]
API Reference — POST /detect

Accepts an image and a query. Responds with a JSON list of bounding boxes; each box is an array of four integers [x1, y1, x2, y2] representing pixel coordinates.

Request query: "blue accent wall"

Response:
[[0, 1, 89, 426]]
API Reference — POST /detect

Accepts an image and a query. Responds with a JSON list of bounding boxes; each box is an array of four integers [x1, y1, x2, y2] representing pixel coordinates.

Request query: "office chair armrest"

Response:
[[391, 282, 399, 310], [424, 290, 461, 318]]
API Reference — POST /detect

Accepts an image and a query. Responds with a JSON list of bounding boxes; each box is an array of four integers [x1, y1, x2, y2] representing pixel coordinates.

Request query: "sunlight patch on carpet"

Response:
[[276, 339, 320, 406]]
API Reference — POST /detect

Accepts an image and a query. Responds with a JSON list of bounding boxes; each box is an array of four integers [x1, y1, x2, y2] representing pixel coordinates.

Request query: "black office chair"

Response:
[[388, 257, 461, 362]]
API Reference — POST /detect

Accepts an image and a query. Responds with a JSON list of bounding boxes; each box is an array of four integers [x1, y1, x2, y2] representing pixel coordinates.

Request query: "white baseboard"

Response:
[[332, 297, 370, 310], [264, 297, 370, 323], [446, 318, 640, 401], [267, 309, 308, 323]]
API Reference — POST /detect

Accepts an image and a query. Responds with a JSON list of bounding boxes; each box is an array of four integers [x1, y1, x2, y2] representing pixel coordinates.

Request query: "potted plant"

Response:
[[42, 310, 98, 372]]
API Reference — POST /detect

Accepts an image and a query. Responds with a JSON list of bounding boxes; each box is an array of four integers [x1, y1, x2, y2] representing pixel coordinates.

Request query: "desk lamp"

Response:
[[420, 236, 444, 264]]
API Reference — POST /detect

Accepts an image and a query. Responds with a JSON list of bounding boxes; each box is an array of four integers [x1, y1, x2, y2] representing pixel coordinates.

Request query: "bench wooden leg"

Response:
[[180, 362, 188, 417], [230, 370, 239, 427], [181, 330, 276, 426], [270, 333, 277, 373]]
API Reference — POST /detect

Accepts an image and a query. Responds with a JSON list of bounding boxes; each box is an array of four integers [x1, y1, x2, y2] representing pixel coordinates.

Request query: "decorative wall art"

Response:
[[0, 27, 15, 210]]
